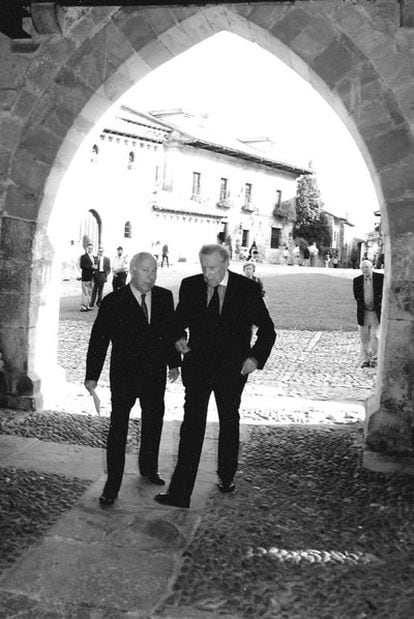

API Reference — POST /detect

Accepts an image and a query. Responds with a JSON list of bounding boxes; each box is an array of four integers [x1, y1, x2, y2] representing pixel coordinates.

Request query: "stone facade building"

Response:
[[1, 2, 414, 472], [58, 106, 308, 265]]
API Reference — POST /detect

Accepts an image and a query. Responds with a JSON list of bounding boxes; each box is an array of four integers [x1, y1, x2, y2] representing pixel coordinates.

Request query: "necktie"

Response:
[[208, 286, 220, 318], [141, 293, 148, 322]]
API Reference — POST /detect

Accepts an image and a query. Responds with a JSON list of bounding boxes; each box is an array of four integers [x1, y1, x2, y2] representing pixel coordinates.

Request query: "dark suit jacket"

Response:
[[353, 271, 384, 326], [80, 252, 95, 282], [85, 284, 181, 393], [93, 256, 111, 283], [175, 270, 276, 384]]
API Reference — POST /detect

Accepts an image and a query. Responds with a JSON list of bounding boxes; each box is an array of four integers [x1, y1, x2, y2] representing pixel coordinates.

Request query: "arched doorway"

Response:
[[0, 3, 413, 464], [80, 209, 101, 251]]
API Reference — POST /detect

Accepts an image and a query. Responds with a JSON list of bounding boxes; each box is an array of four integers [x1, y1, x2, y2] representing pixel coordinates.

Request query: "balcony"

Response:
[[241, 202, 256, 213], [216, 197, 232, 210], [273, 198, 296, 221]]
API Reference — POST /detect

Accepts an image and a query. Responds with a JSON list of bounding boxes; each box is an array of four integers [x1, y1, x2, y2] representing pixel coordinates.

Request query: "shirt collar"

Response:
[[219, 270, 229, 288]]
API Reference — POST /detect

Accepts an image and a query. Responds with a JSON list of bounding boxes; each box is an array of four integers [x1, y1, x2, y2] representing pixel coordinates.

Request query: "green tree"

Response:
[[294, 165, 331, 248]]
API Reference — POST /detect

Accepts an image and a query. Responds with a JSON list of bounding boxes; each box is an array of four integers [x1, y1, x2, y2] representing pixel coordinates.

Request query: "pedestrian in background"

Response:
[[90, 246, 111, 308], [112, 246, 129, 290], [353, 259, 384, 368], [79, 242, 96, 312], [85, 252, 181, 506], [161, 243, 169, 268], [309, 242, 319, 267], [243, 261, 265, 297], [154, 244, 276, 509]]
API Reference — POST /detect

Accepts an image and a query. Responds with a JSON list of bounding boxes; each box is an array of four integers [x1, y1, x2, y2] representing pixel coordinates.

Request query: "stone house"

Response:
[[58, 106, 310, 266]]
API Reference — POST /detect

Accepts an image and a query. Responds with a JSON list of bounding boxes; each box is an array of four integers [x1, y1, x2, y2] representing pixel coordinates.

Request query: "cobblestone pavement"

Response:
[[55, 268, 375, 422], [54, 321, 375, 424]]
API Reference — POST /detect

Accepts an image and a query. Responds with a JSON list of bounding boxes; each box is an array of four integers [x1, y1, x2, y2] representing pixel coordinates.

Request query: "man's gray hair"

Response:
[[199, 244, 230, 262], [130, 252, 156, 270], [360, 259, 373, 268]]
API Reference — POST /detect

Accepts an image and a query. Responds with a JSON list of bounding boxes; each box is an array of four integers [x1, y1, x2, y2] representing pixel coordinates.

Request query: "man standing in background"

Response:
[[90, 246, 111, 308], [353, 259, 384, 368], [112, 246, 129, 290], [79, 242, 96, 312]]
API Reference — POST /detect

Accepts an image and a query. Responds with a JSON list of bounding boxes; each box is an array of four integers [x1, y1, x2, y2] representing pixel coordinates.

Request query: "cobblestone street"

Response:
[[55, 266, 376, 424]]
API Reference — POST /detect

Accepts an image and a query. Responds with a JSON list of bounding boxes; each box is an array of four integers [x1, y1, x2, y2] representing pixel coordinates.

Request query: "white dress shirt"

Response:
[[130, 284, 152, 322]]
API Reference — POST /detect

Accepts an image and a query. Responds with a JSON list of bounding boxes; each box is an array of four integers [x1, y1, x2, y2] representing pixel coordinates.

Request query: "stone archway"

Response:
[[1, 1, 414, 467]]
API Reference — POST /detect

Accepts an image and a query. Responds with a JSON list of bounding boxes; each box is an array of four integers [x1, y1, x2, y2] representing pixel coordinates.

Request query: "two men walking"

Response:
[[85, 244, 276, 508]]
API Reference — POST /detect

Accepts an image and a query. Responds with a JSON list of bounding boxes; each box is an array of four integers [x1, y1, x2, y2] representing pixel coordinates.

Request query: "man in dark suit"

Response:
[[353, 259, 384, 368], [155, 244, 276, 508], [79, 242, 96, 311], [90, 246, 111, 308], [85, 252, 181, 506]]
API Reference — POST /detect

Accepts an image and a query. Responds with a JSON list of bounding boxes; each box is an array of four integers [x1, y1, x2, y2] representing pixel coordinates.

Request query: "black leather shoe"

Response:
[[154, 492, 189, 508], [360, 361, 370, 368], [99, 494, 116, 506], [141, 472, 166, 485], [217, 480, 236, 494]]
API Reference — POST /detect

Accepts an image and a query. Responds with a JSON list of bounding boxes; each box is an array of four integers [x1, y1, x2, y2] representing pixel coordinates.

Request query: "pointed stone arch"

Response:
[[1, 2, 414, 465]]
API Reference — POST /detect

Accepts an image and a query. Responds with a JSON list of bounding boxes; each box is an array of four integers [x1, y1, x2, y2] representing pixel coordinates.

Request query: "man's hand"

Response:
[[175, 338, 191, 354], [85, 379, 98, 393], [241, 357, 258, 376], [168, 367, 180, 382]]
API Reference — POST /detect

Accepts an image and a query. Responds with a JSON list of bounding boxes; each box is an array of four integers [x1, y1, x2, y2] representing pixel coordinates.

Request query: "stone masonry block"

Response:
[[20, 125, 62, 165], [41, 103, 77, 139], [40, 36, 77, 67], [388, 281, 414, 320], [0, 56, 30, 89], [0, 150, 11, 179], [270, 7, 310, 47], [0, 262, 31, 298], [358, 101, 393, 142], [24, 56, 60, 96], [3, 185, 40, 221], [10, 149, 50, 192], [0, 116, 23, 151], [140, 7, 178, 36], [12, 89, 38, 121], [112, 10, 155, 52], [395, 83, 414, 125], [137, 38, 173, 70], [290, 15, 337, 63], [0, 89, 17, 111], [48, 78, 94, 117], [311, 35, 359, 89], [170, 5, 200, 23], [387, 199, 414, 236], [367, 126, 414, 170], [247, 4, 287, 31], [381, 157, 414, 201], [389, 232, 414, 279], [176, 9, 215, 45], [158, 25, 199, 58]]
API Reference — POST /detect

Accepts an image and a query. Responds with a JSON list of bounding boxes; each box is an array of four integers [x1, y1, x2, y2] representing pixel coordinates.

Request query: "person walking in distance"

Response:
[[112, 246, 129, 291], [79, 242, 96, 312], [85, 252, 181, 506], [154, 244, 276, 509], [90, 246, 111, 308], [353, 259, 384, 368], [161, 243, 169, 268]]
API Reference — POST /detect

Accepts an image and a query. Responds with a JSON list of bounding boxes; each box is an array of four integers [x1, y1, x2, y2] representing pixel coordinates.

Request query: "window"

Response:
[[128, 152, 135, 170], [270, 227, 281, 249], [90, 144, 99, 163], [241, 229, 249, 247], [192, 172, 201, 197], [276, 189, 282, 208], [244, 183, 252, 206], [124, 221, 132, 238], [219, 177, 228, 201]]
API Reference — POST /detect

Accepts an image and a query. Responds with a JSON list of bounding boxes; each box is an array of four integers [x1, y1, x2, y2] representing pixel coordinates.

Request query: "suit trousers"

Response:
[[81, 281, 93, 309], [168, 372, 247, 502], [91, 274, 106, 306], [359, 310, 380, 362], [103, 379, 166, 498]]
